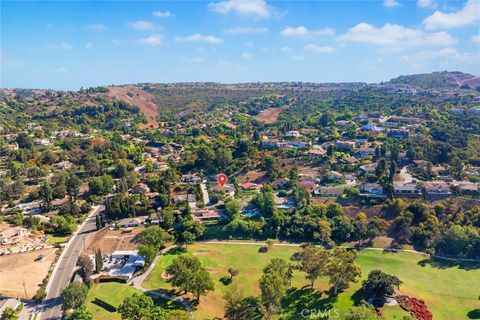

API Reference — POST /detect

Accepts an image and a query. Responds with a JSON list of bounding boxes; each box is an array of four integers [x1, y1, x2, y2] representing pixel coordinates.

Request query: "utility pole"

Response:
[[23, 281, 27, 299]]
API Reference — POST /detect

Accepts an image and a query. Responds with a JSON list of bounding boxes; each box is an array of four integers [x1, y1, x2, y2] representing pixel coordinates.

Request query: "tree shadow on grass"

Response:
[[418, 258, 480, 270], [219, 276, 232, 285], [281, 286, 337, 319], [165, 246, 186, 255], [467, 309, 480, 319]]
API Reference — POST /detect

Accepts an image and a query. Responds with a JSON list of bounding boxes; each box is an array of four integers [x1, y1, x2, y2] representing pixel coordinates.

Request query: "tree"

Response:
[[95, 214, 102, 230], [263, 156, 279, 181], [191, 268, 215, 301], [117, 293, 154, 320], [76, 254, 93, 283], [345, 305, 379, 320], [138, 226, 172, 250], [259, 272, 285, 320], [225, 199, 242, 221], [265, 239, 274, 251], [166, 255, 214, 300], [64, 306, 93, 320], [94, 250, 103, 273], [362, 270, 401, 304], [298, 245, 329, 288], [66, 172, 81, 202], [263, 258, 293, 286], [61, 282, 88, 310], [138, 244, 157, 265], [224, 284, 260, 320], [39, 181, 53, 212], [0, 306, 21, 320], [182, 231, 195, 249], [228, 267, 239, 280], [326, 247, 361, 295]]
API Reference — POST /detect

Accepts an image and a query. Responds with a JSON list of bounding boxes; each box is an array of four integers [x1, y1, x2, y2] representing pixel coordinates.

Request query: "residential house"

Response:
[[272, 178, 290, 190], [389, 129, 409, 139], [285, 131, 302, 138], [181, 174, 202, 184], [241, 182, 262, 191], [0, 227, 30, 245], [356, 147, 377, 159], [467, 108, 480, 115], [335, 140, 356, 152], [132, 183, 150, 194], [393, 182, 422, 198], [359, 183, 385, 197], [451, 181, 480, 196], [450, 108, 465, 115], [431, 165, 450, 177], [423, 181, 452, 200], [116, 217, 148, 228], [325, 171, 344, 181], [192, 209, 224, 222], [313, 186, 345, 197]]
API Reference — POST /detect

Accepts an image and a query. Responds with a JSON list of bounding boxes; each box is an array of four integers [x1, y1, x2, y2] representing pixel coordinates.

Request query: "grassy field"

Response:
[[46, 234, 69, 245], [85, 282, 182, 320], [142, 243, 480, 320]]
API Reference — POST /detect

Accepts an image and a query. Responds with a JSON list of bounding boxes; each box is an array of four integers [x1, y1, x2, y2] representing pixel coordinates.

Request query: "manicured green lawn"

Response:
[[85, 282, 182, 320], [46, 234, 69, 245], [143, 243, 480, 320]]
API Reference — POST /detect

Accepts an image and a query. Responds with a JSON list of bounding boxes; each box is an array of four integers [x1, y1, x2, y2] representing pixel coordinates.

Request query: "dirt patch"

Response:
[[161, 271, 172, 280], [105, 86, 159, 129], [85, 227, 144, 255], [206, 268, 219, 274], [0, 248, 58, 298], [193, 250, 211, 256], [254, 105, 289, 124]]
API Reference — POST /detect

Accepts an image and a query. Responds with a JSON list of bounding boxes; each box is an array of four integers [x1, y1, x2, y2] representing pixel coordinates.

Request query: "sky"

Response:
[[1, 0, 479, 90]]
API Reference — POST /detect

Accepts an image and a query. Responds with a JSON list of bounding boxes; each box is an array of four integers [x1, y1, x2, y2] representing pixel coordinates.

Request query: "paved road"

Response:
[[39, 205, 103, 320]]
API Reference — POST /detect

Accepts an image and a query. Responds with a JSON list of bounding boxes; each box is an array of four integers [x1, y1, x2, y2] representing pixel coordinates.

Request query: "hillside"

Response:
[[389, 71, 479, 90]]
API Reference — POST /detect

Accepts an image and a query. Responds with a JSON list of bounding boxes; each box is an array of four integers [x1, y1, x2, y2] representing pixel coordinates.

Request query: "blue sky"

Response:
[[1, 0, 479, 89]]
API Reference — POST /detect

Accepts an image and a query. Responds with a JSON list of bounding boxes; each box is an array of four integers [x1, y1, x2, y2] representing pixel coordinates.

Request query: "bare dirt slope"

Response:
[[106, 86, 159, 129], [0, 248, 58, 298], [254, 105, 289, 124]]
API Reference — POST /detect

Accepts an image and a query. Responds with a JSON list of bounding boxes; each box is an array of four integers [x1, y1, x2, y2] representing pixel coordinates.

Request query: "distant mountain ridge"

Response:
[[388, 71, 480, 90]]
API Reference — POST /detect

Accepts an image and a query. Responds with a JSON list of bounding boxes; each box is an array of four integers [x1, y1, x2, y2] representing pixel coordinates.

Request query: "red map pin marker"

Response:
[[217, 173, 228, 187]]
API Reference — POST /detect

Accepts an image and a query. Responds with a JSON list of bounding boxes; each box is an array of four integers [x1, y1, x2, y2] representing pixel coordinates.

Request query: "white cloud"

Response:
[[85, 42, 93, 48], [242, 52, 253, 59], [303, 44, 335, 53], [417, 0, 436, 8], [208, 0, 274, 18], [0, 54, 25, 68], [424, 0, 480, 29], [56, 67, 68, 73], [472, 34, 480, 43], [223, 27, 268, 34], [127, 21, 156, 31], [280, 26, 335, 38], [153, 11, 173, 17], [139, 34, 163, 45], [48, 42, 72, 50], [85, 24, 107, 31], [175, 34, 224, 44], [292, 55, 304, 61], [384, 0, 401, 7], [243, 42, 254, 47], [112, 39, 121, 45], [186, 57, 205, 63], [400, 47, 475, 63], [281, 46, 292, 53], [338, 23, 456, 50]]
